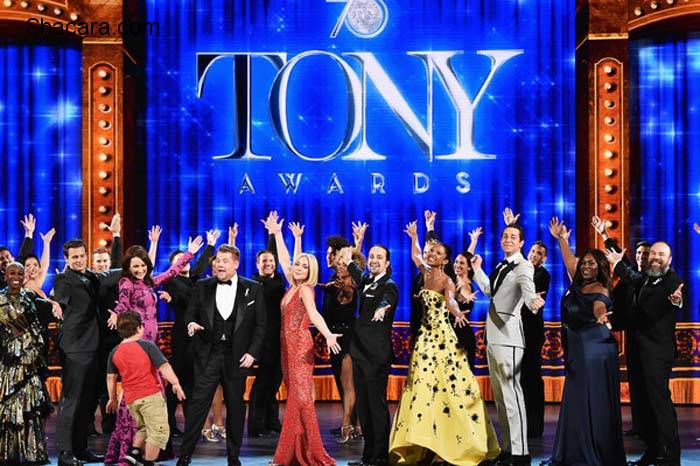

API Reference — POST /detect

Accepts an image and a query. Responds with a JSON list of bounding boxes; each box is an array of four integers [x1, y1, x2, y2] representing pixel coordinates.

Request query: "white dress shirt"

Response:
[[216, 274, 238, 320]]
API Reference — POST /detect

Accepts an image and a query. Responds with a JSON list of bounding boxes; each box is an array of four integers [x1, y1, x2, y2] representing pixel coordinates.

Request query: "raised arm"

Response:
[[467, 227, 483, 255], [299, 285, 341, 354], [404, 220, 427, 271], [352, 221, 368, 254], [148, 225, 162, 265], [549, 217, 577, 280], [289, 222, 305, 261], [153, 239, 201, 287], [18, 213, 36, 263], [262, 211, 293, 284], [228, 223, 238, 247], [108, 213, 122, 266], [37, 227, 56, 286]]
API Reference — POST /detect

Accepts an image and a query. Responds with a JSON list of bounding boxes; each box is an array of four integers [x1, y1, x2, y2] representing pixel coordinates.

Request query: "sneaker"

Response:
[[124, 447, 143, 465], [212, 423, 227, 439], [202, 428, 220, 443]]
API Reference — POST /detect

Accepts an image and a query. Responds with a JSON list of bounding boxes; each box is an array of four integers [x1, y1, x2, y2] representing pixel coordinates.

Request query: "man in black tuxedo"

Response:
[[606, 242, 684, 466], [340, 244, 399, 466], [86, 214, 122, 436], [176, 244, 266, 466], [53, 238, 120, 466], [161, 230, 217, 436], [247, 232, 285, 437], [593, 215, 651, 436], [520, 240, 550, 438], [0, 213, 36, 289]]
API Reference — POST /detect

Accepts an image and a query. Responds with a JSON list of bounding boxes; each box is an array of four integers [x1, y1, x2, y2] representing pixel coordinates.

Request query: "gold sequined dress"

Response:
[[0, 290, 51, 465], [389, 289, 500, 465]]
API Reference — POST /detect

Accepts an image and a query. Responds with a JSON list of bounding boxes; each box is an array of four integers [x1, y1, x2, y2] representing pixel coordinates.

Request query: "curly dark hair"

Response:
[[572, 248, 611, 290]]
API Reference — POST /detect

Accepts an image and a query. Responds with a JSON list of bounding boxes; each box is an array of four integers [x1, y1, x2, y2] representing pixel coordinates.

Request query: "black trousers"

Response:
[[56, 351, 99, 453], [353, 358, 390, 464], [627, 334, 644, 432], [180, 345, 248, 460], [637, 352, 680, 463], [247, 353, 282, 434], [167, 343, 195, 431], [521, 320, 545, 437]]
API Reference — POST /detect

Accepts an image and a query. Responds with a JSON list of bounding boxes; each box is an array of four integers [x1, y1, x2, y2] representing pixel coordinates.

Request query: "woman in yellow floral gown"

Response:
[[389, 222, 500, 466]]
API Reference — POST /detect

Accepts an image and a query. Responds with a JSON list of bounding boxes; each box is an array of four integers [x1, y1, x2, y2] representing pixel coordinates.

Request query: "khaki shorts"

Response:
[[127, 392, 169, 450]]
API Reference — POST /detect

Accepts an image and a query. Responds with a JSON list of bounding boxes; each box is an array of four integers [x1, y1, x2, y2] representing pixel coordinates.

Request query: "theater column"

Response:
[[575, 0, 630, 251]]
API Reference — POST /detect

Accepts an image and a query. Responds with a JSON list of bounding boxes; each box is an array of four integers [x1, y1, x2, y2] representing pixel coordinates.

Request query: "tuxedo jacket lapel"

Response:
[[205, 280, 217, 328], [234, 277, 247, 332]]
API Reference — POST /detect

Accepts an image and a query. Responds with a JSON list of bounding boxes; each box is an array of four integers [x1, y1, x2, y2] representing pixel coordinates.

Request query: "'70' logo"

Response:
[[327, 0, 389, 39]]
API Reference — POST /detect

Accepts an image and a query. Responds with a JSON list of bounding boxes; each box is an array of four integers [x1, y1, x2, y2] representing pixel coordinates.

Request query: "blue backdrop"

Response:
[[0, 43, 82, 285], [632, 33, 700, 323], [144, 0, 576, 323]]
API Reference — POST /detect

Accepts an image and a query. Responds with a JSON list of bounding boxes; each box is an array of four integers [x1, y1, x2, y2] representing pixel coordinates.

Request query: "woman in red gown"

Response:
[[263, 211, 342, 466]]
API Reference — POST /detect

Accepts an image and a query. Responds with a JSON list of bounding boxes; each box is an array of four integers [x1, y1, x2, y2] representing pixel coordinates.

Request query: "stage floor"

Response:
[[45, 403, 700, 465]]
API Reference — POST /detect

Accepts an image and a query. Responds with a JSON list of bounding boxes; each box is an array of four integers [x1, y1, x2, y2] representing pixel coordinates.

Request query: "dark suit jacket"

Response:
[[184, 275, 266, 376], [97, 236, 123, 350], [521, 265, 550, 348], [53, 267, 120, 353], [347, 262, 399, 366], [614, 261, 684, 362], [604, 237, 637, 331], [162, 244, 214, 357]]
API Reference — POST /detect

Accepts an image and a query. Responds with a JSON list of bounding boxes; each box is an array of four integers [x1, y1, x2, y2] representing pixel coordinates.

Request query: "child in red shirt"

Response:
[[107, 311, 185, 466]]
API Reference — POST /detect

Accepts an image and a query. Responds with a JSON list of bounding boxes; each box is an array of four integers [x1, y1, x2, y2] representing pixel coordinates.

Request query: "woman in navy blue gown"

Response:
[[543, 218, 626, 466]]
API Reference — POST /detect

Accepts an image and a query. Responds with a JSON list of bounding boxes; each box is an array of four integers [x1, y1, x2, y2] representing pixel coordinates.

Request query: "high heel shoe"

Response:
[[352, 426, 363, 440], [336, 425, 354, 444]]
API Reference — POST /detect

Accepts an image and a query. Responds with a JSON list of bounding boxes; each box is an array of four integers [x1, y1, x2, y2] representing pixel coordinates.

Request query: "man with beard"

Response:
[[605, 242, 684, 466], [592, 215, 651, 436]]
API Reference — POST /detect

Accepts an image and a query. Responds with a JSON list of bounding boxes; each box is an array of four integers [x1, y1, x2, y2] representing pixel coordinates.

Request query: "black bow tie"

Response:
[[218, 279, 233, 286]]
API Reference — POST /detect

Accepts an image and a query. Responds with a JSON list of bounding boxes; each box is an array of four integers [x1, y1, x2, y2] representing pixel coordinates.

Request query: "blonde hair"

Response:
[[294, 253, 319, 287]]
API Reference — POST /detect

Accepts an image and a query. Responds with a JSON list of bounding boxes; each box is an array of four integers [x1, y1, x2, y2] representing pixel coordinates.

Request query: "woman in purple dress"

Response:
[[104, 236, 203, 465]]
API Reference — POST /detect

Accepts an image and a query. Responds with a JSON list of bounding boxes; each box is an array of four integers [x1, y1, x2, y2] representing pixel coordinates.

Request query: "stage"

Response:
[[44, 402, 700, 465]]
